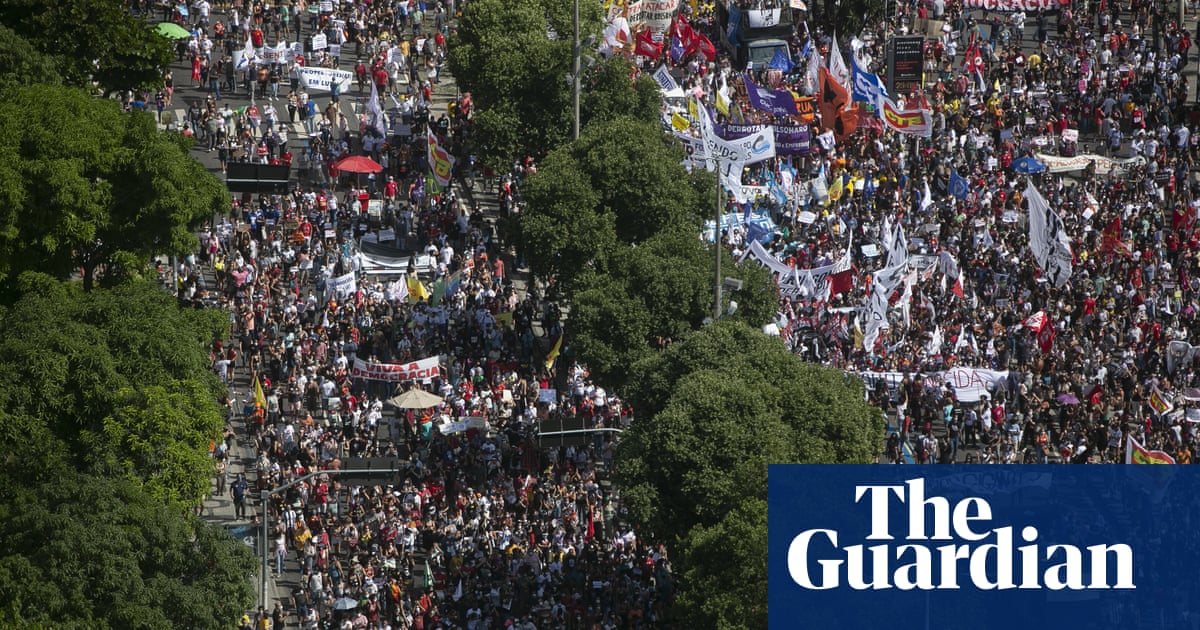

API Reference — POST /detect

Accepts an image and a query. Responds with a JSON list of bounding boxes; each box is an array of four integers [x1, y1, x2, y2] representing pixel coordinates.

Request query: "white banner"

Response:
[[328, 271, 357, 298], [1034, 152, 1146, 176], [438, 416, 489, 435], [1025, 181, 1072, 288], [262, 42, 289, 64], [351, 356, 441, 383], [856, 368, 1010, 403], [962, 0, 1069, 11], [310, 33, 328, 51], [641, 0, 679, 30], [298, 66, 353, 92], [652, 64, 681, 94], [746, 9, 782, 28]]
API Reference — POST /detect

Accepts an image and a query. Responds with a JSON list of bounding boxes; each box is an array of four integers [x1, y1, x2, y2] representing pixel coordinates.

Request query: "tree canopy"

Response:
[[569, 228, 776, 388], [0, 0, 173, 95], [615, 320, 884, 628], [520, 116, 711, 287], [0, 274, 228, 506], [0, 85, 226, 290]]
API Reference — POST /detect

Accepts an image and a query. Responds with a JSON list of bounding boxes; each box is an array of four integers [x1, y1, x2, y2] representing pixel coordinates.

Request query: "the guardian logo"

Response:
[[787, 479, 1136, 591]]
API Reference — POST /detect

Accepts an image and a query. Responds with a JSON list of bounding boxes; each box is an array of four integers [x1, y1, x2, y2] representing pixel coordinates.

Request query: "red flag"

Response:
[[1038, 323, 1054, 353], [951, 269, 965, 299], [635, 29, 662, 59], [1101, 216, 1132, 258], [1173, 205, 1196, 232], [586, 507, 595, 541], [1023, 310, 1048, 333], [687, 32, 716, 61], [818, 67, 850, 132], [828, 269, 854, 296]]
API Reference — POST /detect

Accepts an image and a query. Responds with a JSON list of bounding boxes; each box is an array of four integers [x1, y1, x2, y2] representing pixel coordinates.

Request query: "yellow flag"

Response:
[[407, 275, 431, 303], [852, 321, 864, 350], [671, 112, 691, 131], [545, 335, 563, 371], [827, 174, 844, 203], [715, 88, 730, 117], [494, 312, 514, 327], [687, 97, 699, 121], [253, 376, 267, 409]]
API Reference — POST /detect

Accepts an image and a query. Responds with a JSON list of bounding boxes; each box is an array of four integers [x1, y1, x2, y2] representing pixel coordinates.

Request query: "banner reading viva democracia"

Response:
[[769, 465, 1199, 630], [962, 0, 1069, 10], [351, 356, 440, 382]]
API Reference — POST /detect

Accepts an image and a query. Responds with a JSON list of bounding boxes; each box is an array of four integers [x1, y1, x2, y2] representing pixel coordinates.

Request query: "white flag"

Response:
[[828, 32, 851, 89], [1024, 181, 1073, 288], [236, 35, 257, 71], [652, 64, 681, 94], [367, 79, 387, 137], [920, 179, 934, 213]]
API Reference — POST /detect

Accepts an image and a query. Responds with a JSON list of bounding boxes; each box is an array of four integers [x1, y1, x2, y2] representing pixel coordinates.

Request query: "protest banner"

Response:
[[351, 356, 441, 383], [641, 0, 678, 30], [298, 66, 354, 92], [327, 271, 356, 299], [854, 367, 1010, 403], [438, 416, 489, 435]]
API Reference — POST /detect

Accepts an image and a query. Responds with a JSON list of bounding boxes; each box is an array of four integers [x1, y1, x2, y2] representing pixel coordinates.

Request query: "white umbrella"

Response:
[[386, 388, 444, 409]]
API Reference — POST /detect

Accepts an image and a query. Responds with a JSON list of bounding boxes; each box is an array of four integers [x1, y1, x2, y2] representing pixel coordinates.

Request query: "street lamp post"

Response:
[[714, 165, 724, 322], [573, 0, 581, 141]]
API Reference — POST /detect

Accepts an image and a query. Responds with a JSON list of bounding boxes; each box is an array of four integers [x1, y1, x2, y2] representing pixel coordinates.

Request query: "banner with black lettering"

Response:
[[351, 356, 441, 383], [1024, 181, 1072, 288]]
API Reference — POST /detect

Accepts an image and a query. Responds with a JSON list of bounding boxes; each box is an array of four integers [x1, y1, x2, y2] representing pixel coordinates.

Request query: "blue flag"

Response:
[[670, 36, 685, 63], [742, 201, 754, 222], [949, 170, 970, 200], [768, 48, 795, 73], [850, 50, 886, 116]]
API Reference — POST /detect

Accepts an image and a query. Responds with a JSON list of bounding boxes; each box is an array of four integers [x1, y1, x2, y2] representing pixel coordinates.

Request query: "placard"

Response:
[[538, 388, 557, 404], [310, 33, 328, 51]]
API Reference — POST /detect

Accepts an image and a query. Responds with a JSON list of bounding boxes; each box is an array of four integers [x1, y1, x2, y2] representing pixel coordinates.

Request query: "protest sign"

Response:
[[351, 356, 441, 383], [298, 67, 354, 92]]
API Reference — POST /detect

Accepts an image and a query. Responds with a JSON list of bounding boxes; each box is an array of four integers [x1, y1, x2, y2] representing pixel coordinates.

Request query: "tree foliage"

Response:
[[520, 117, 710, 288], [0, 0, 173, 95], [0, 85, 226, 290], [0, 26, 61, 92], [0, 274, 228, 506], [0, 469, 255, 630], [570, 228, 776, 388], [615, 321, 883, 628]]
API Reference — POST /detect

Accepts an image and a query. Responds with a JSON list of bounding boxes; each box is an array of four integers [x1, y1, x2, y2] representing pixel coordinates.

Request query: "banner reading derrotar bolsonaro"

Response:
[[769, 465, 1196, 629]]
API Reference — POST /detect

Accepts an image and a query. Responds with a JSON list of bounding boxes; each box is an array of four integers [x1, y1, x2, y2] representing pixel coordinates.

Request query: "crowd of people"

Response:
[[149, 1, 675, 629], [652, 0, 1200, 468], [142, 0, 1200, 625]]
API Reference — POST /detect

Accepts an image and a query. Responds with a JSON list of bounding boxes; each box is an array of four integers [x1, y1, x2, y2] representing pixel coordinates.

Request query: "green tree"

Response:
[[0, 0, 174, 95], [520, 117, 711, 289], [0, 469, 255, 630], [0, 85, 226, 290], [614, 320, 883, 628], [569, 228, 775, 388], [0, 274, 228, 506], [448, 0, 596, 164], [0, 26, 61, 91], [579, 56, 662, 127]]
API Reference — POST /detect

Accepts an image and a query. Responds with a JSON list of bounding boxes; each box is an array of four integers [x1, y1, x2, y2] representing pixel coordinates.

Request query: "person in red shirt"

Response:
[[385, 176, 398, 200]]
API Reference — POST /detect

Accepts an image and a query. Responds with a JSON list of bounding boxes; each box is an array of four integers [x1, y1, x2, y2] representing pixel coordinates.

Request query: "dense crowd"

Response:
[[154, 1, 673, 629], [656, 0, 1200, 467], [144, 0, 1200, 625]]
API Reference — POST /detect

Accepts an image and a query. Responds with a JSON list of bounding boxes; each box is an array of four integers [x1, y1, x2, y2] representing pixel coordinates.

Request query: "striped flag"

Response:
[[1126, 435, 1176, 465]]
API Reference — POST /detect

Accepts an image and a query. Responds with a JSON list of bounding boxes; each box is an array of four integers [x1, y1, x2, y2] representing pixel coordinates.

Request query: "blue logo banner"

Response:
[[769, 465, 1195, 630]]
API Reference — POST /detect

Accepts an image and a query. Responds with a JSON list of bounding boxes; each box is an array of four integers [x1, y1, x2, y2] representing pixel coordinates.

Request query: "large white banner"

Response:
[[640, 0, 679, 30], [351, 356, 441, 383], [962, 0, 1069, 11], [299, 66, 353, 92], [856, 367, 1010, 403], [1025, 181, 1072, 288], [327, 271, 357, 298]]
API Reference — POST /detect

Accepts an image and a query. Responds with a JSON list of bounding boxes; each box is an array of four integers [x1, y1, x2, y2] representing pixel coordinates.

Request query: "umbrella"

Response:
[[1012, 156, 1047, 174], [332, 597, 358, 611], [386, 388, 444, 409], [1055, 393, 1080, 406], [333, 155, 384, 174], [156, 22, 192, 39]]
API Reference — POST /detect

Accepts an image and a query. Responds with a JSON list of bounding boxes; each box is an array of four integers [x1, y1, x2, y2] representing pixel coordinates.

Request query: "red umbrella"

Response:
[[332, 155, 384, 174]]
